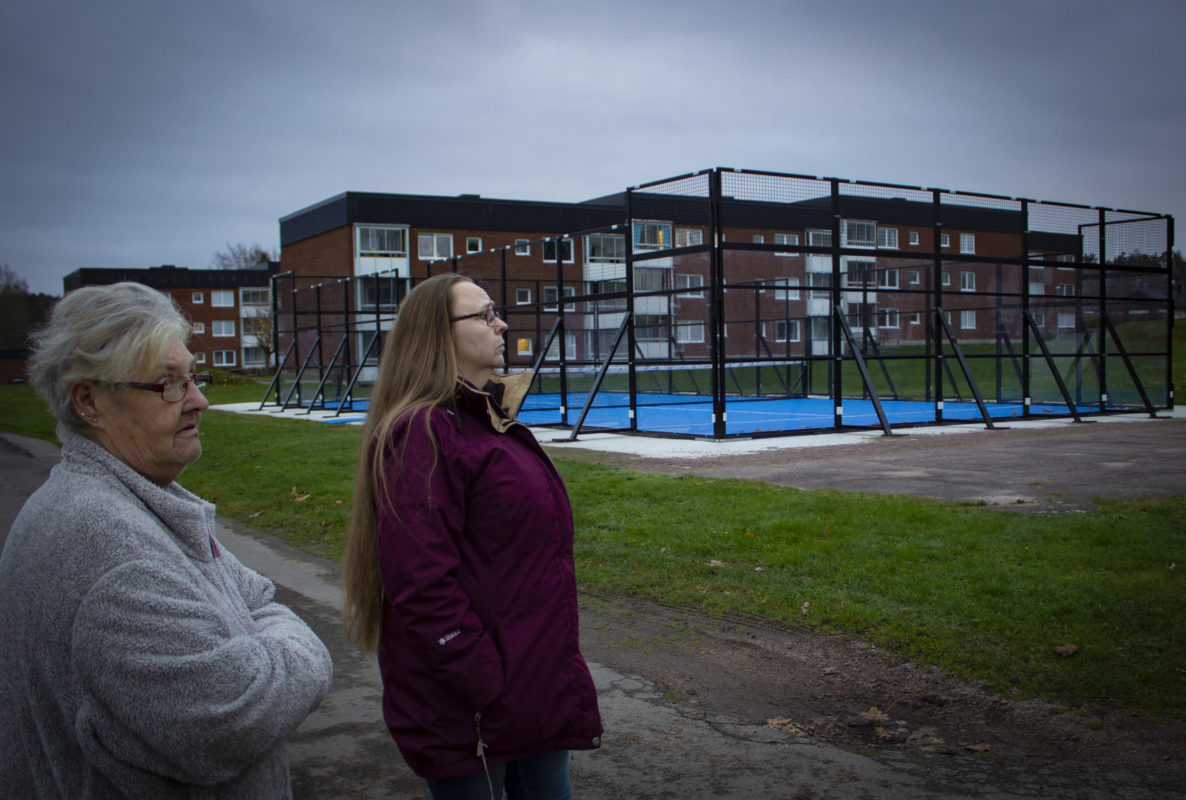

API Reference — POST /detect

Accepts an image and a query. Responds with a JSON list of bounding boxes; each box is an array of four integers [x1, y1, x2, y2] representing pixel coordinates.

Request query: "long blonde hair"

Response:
[[343, 273, 474, 650]]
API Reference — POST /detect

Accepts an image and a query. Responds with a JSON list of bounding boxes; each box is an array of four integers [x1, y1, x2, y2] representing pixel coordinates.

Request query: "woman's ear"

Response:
[[70, 381, 102, 428]]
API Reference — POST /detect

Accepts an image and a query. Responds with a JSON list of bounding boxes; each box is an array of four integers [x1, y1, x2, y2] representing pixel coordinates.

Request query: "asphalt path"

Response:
[[2, 415, 1184, 799]]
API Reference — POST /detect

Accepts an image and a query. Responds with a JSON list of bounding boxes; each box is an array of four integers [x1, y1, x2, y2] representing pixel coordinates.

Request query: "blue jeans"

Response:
[[426, 750, 571, 800]]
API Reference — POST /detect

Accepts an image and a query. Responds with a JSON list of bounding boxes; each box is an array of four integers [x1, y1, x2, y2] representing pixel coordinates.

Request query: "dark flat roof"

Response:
[[63, 265, 275, 294]]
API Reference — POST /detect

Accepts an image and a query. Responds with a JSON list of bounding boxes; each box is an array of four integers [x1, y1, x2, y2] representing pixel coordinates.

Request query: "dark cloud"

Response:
[[2, 0, 1183, 295]]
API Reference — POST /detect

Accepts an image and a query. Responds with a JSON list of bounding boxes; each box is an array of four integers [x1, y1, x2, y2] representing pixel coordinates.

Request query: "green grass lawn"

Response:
[[1, 327, 1184, 721]]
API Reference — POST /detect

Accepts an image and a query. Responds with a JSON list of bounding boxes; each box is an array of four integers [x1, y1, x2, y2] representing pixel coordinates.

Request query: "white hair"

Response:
[[28, 282, 191, 431]]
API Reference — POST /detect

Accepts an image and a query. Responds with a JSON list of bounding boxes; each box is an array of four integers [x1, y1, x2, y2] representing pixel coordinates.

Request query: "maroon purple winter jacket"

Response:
[[374, 380, 603, 782]]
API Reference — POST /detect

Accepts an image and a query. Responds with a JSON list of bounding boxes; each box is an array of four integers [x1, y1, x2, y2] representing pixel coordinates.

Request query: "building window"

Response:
[[909, 270, 921, 285], [675, 227, 703, 248], [586, 232, 625, 262], [515, 288, 532, 305], [676, 273, 704, 297], [879, 269, 899, 289], [243, 347, 267, 366], [846, 259, 876, 288], [1032, 311, 1046, 326], [213, 320, 235, 337], [514, 239, 530, 256], [807, 229, 833, 247], [543, 285, 575, 311], [940, 233, 950, 248], [466, 236, 482, 254], [358, 225, 408, 256], [942, 272, 951, 287], [676, 321, 705, 344], [909, 231, 920, 246], [773, 232, 799, 255], [1029, 282, 1045, 295], [1056, 284, 1075, 296], [842, 220, 876, 248], [774, 319, 801, 342], [194, 351, 207, 364], [241, 288, 268, 306], [192, 291, 204, 304], [752, 234, 765, 244], [961, 310, 976, 330], [633, 220, 672, 250], [213, 350, 236, 367], [242, 317, 269, 337], [879, 308, 900, 329], [961, 271, 976, 291], [418, 232, 453, 260], [542, 237, 574, 263], [877, 227, 899, 249], [771, 276, 800, 300], [960, 233, 976, 254], [192, 322, 205, 335], [212, 290, 234, 307], [1058, 312, 1075, 329], [516, 338, 533, 357], [910, 312, 922, 325]]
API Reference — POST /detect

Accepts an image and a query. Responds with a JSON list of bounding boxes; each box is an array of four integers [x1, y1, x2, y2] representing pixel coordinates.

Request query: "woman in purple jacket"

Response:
[[343, 274, 603, 799]]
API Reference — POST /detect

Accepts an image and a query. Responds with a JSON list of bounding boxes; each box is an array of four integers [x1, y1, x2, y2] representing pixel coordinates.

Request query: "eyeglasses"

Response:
[[450, 306, 502, 327], [106, 372, 212, 402]]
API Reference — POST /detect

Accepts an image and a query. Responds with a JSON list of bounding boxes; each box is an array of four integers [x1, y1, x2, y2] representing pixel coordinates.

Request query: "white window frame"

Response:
[[910, 312, 922, 325], [212, 319, 235, 338], [585, 232, 625, 263], [543, 285, 575, 311], [752, 234, 764, 244], [773, 319, 801, 343], [192, 291, 204, 304], [960, 271, 976, 292], [771, 276, 800, 300], [942, 272, 951, 287], [676, 273, 704, 298], [192, 322, 205, 335], [243, 347, 266, 366], [807, 229, 833, 247], [909, 270, 921, 285], [961, 309, 976, 330], [675, 321, 705, 344], [675, 227, 703, 248], [1029, 282, 1046, 296], [880, 307, 900, 329], [418, 232, 453, 261], [211, 290, 234, 308], [514, 239, 530, 256], [194, 351, 207, 364], [515, 288, 532, 305], [842, 220, 876, 248], [542, 237, 574, 263], [466, 236, 482, 254], [877, 227, 899, 249], [357, 225, 408, 256], [213, 350, 236, 367], [633, 220, 672, 251], [241, 288, 268, 306], [773, 232, 799, 256], [1056, 284, 1075, 297], [879, 269, 899, 289], [515, 337, 534, 357], [909, 231, 920, 247], [960, 233, 976, 254], [1057, 312, 1075, 329], [941, 232, 951, 248]]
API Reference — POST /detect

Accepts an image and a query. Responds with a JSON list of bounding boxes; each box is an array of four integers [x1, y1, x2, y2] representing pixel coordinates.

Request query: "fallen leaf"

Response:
[[1054, 643, 1079, 657], [334, 499, 344, 506], [290, 486, 311, 502], [247, 511, 263, 519], [965, 743, 993, 753], [861, 707, 889, 722], [745, 530, 755, 537], [708, 559, 726, 567]]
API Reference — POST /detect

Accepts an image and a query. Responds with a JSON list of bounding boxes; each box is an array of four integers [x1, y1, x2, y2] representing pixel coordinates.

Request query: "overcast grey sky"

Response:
[[3, 0, 1183, 296]]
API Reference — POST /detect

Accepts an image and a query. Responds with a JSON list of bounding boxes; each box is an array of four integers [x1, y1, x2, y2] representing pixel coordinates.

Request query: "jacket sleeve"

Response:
[[376, 413, 505, 711], [69, 557, 334, 787]]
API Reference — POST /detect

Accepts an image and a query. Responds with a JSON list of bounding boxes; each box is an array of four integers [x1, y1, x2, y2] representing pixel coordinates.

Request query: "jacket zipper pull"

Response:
[[474, 711, 487, 757]]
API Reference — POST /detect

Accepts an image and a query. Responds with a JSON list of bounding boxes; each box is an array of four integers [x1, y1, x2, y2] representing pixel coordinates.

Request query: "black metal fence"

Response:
[[263, 167, 1174, 439]]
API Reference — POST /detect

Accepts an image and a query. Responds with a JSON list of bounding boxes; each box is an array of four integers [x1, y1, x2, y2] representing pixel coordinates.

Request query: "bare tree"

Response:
[[212, 243, 278, 270]]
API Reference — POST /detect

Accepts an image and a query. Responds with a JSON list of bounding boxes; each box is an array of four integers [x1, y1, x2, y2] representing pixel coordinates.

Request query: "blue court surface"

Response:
[[292, 391, 1106, 435], [514, 392, 1089, 437]]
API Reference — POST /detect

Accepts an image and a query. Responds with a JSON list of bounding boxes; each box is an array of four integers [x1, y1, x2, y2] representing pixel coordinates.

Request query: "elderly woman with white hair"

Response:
[[0, 282, 333, 799]]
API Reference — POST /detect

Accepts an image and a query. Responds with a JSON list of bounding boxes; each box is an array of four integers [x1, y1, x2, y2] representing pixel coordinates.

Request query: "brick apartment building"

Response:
[[63, 265, 277, 372]]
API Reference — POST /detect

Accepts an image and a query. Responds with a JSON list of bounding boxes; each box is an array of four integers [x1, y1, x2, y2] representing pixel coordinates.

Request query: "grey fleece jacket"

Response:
[[0, 429, 333, 798]]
